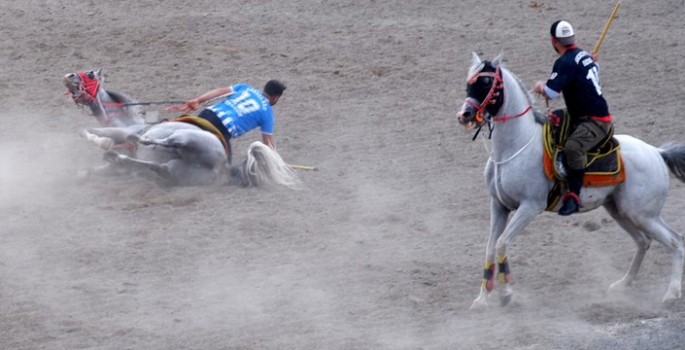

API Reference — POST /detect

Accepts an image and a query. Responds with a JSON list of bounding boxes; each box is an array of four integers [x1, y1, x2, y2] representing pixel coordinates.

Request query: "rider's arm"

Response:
[[190, 87, 234, 107], [262, 134, 275, 150], [170, 87, 234, 112], [534, 81, 557, 99], [260, 111, 276, 149], [543, 86, 560, 99]]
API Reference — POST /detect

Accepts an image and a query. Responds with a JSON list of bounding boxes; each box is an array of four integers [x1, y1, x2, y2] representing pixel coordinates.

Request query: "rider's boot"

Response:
[[559, 168, 585, 216]]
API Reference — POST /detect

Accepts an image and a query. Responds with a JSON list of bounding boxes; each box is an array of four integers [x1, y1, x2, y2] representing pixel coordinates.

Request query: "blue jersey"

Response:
[[208, 83, 274, 138]]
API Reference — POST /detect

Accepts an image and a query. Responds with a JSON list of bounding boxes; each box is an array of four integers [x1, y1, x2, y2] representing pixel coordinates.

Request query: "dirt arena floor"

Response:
[[2, 1, 685, 349]]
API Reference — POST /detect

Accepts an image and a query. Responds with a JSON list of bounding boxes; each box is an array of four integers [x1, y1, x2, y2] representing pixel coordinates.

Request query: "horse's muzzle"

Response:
[[457, 103, 479, 130]]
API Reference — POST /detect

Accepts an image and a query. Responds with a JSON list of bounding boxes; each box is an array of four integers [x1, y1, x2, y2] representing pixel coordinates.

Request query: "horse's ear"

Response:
[[95, 68, 104, 82], [492, 52, 503, 67], [471, 52, 482, 66]]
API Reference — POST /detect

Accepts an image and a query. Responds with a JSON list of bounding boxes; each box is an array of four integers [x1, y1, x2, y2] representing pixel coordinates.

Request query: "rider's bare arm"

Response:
[[534, 81, 550, 99], [262, 134, 275, 150], [166, 87, 236, 113], [191, 87, 234, 107]]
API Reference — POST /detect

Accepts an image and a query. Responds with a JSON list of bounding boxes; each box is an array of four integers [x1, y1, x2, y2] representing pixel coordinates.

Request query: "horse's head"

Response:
[[63, 68, 104, 105], [456, 52, 505, 129]]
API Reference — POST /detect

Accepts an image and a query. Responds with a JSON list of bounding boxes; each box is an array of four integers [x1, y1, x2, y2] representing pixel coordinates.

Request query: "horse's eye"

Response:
[[86, 71, 95, 79], [482, 77, 492, 85]]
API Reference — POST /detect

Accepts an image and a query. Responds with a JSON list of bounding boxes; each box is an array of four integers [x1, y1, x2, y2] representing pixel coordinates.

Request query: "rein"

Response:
[[492, 106, 532, 122]]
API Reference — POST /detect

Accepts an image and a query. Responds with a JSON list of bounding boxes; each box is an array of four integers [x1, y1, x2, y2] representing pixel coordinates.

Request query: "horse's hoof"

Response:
[[662, 288, 681, 309], [76, 169, 90, 179], [608, 279, 630, 295], [100, 138, 114, 150], [103, 151, 120, 163], [469, 297, 489, 311], [500, 293, 513, 307], [84, 132, 114, 150], [662, 297, 680, 310]]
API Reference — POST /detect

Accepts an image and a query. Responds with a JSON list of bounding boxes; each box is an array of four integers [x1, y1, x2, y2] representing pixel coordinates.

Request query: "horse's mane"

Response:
[[502, 66, 549, 125]]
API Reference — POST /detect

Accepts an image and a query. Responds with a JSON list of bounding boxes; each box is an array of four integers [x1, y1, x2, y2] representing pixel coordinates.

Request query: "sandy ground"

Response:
[[2, 0, 685, 349]]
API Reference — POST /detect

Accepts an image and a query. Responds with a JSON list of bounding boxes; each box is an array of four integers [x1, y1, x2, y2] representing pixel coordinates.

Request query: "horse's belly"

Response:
[[579, 186, 615, 212], [137, 145, 175, 163]]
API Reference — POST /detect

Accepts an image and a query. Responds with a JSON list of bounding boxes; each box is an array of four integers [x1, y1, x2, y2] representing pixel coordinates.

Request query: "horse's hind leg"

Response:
[[603, 200, 652, 293], [104, 152, 171, 180], [636, 217, 684, 307], [137, 132, 224, 168], [227, 163, 249, 187], [78, 162, 131, 179]]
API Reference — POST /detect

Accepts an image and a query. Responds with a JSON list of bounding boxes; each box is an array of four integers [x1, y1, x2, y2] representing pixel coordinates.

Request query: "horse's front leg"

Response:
[[81, 125, 147, 149], [81, 129, 114, 150], [470, 198, 510, 310], [494, 202, 542, 307], [471, 201, 541, 310]]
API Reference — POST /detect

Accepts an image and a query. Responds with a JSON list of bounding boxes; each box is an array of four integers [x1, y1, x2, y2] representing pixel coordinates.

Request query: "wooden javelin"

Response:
[[288, 164, 318, 171], [592, 1, 621, 55]]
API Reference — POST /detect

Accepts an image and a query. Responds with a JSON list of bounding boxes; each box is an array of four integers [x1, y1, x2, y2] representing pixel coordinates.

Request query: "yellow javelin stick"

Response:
[[288, 164, 318, 171], [592, 1, 621, 55]]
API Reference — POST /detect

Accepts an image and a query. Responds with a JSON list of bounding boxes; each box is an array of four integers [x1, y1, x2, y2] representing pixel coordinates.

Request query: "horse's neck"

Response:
[[86, 89, 107, 115], [87, 88, 122, 126], [490, 71, 540, 161]]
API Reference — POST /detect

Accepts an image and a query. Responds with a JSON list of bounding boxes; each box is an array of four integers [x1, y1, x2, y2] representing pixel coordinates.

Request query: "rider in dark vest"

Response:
[[533, 20, 614, 216]]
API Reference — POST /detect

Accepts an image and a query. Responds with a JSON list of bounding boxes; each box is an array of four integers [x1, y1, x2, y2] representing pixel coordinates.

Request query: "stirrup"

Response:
[[556, 152, 568, 178], [558, 192, 580, 216]]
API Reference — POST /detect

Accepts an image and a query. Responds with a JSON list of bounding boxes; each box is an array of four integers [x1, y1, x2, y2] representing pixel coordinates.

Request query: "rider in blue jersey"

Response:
[[174, 80, 286, 164]]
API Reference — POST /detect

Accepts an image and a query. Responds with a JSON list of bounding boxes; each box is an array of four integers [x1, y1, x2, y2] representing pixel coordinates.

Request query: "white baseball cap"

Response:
[[550, 20, 575, 46]]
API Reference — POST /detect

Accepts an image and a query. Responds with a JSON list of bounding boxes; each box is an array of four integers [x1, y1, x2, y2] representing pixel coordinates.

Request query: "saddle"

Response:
[[543, 109, 625, 210], [174, 116, 231, 157]]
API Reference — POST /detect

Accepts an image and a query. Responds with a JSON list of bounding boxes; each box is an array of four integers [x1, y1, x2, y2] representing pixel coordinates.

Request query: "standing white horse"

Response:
[[456, 53, 685, 309], [64, 68, 146, 127], [81, 117, 300, 188]]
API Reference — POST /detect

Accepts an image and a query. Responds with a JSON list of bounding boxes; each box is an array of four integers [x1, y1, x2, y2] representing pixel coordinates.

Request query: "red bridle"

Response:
[[465, 65, 503, 124], [463, 65, 531, 123], [69, 72, 101, 104], [66, 72, 128, 126]]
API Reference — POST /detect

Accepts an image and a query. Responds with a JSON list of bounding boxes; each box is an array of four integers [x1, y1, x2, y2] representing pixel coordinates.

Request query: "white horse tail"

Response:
[[244, 141, 301, 189], [659, 142, 685, 182]]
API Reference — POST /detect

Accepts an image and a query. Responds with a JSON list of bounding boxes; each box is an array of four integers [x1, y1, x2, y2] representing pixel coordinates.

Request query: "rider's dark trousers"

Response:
[[564, 118, 613, 170], [198, 109, 233, 164]]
